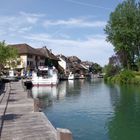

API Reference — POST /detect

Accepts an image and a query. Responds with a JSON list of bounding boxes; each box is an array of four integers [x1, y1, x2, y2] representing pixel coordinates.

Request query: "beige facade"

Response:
[[19, 54, 45, 70], [7, 44, 46, 76], [7, 44, 62, 76], [19, 55, 27, 69]]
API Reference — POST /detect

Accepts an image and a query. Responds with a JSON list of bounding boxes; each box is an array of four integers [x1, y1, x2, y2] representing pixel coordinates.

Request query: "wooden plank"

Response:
[[0, 81, 57, 140]]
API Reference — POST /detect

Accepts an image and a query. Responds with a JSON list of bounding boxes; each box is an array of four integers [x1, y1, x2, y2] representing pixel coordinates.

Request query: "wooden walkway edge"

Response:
[[0, 81, 57, 140]]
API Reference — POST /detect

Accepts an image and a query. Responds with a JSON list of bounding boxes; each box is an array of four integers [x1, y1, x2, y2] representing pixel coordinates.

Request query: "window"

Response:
[[40, 56, 44, 60], [27, 61, 29, 66], [30, 61, 33, 66], [28, 55, 32, 58], [17, 60, 21, 65]]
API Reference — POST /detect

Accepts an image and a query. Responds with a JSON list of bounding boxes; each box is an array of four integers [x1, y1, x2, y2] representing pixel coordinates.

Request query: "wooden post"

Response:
[[57, 128, 73, 140]]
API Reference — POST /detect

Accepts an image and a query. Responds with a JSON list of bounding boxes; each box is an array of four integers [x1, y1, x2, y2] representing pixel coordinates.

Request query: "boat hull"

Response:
[[33, 83, 58, 86], [32, 80, 58, 86], [68, 74, 74, 80]]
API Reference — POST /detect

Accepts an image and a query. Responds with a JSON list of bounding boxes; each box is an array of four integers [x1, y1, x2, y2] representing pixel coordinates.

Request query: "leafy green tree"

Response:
[[90, 63, 102, 74], [104, 55, 121, 78], [0, 41, 18, 74], [0, 41, 7, 65], [134, 3, 140, 70], [105, 0, 140, 70]]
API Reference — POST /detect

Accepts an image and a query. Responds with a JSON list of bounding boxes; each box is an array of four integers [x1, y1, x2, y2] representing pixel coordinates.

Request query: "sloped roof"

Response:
[[37, 47, 59, 61], [80, 64, 89, 70], [82, 61, 93, 66], [10, 44, 44, 56], [57, 54, 68, 61], [67, 56, 81, 63]]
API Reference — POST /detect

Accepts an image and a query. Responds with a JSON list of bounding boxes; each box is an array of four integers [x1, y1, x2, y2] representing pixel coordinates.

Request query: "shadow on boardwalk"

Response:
[[0, 82, 5, 96], [1, 113, 22, 121]]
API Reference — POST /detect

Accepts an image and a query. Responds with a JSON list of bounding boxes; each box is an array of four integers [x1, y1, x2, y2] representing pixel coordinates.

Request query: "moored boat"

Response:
[[32, 66, 58, 86], [79, 74, 85, 79], [68, 72, 74, 80]]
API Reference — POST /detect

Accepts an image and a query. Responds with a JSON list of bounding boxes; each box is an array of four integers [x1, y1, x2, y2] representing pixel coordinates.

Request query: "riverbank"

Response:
[[0, 80, 72, 140], [104, 70, 140, 85]]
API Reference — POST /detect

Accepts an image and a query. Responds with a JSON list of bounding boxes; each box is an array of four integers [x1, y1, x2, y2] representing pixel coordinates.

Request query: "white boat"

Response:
[[68, 73, 74, 80], [68, 72, 74, 80], [79, 74, 85, 79], [32, 66, 58, 86]]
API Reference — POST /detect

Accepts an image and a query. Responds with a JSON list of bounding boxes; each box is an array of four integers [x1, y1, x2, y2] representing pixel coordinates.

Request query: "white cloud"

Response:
[[19, 11, 45, 18], [43, 18, 106, 28], [20, 11, 45, 24], [18, 26, 33, 33], [0, 12, 44, 36]]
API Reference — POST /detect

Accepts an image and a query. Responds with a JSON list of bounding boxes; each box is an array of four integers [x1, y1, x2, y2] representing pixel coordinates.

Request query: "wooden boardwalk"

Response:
[[0, 81, 57, 140]]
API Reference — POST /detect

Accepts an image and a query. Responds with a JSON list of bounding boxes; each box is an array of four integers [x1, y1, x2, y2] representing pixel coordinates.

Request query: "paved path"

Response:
[[0, 81, 57, 140]]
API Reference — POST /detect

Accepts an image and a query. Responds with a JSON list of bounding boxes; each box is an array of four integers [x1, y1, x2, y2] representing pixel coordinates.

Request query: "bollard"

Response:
[[57, 128, 73, 140]]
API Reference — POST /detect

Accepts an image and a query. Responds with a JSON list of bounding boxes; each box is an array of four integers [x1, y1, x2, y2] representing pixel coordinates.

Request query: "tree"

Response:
[[105, 0, 140, 70], [90, 63, 102, 74], [0, 41, 18, 74], [134, 2, 140, 70], [104, 55, 121, 77]]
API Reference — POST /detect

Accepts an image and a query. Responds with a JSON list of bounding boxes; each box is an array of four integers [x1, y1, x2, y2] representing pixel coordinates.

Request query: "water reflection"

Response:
[[32, 79, 140, 140], [67, 80, 74, 88], [57, 81, 67, 100], [32, 86, 55, 108], [31, 80, 84, 109], [107, 84, 140, 140], [32, 86, 57, 99], [106, 83, 121, 109], [43, 79, 140, 140], [90, 77, 102, 83], [45, 79, 112, 140]]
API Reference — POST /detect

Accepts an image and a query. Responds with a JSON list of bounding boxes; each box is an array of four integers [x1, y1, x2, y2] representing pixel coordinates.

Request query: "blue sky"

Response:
[[0, 0, 123, 66]]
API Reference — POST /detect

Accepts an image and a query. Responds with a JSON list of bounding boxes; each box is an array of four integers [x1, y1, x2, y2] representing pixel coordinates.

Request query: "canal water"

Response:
[[31, 79, 140, 140]]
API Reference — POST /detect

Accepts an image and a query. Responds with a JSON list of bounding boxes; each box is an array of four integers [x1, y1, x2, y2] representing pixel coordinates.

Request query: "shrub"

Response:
[[133, 71, 140, 76], [119, 70, 135, 84]]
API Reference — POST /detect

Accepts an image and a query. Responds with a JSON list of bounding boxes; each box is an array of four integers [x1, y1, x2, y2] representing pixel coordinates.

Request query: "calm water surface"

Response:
[[31, 79, 140, 140]]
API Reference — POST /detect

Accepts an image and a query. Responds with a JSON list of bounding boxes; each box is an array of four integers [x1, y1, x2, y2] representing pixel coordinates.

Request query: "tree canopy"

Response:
[[105, 0, 140, 70], [89, 63, 102, 74], [0, 41, 18, 73]]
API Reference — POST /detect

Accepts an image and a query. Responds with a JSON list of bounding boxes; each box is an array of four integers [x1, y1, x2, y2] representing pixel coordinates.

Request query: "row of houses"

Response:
[[7, 43, 92, 77]]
